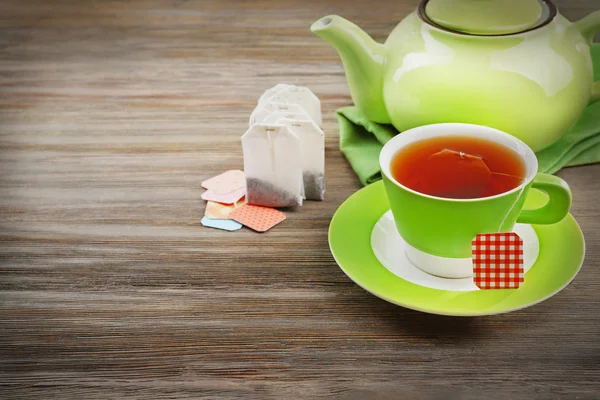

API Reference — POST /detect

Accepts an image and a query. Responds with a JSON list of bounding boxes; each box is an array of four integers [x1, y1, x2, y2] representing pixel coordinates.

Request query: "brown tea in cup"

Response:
[[390, 136, 526, 199]]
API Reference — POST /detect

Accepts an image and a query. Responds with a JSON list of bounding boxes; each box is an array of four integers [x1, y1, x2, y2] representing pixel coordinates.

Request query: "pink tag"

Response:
[[472, 233, 524, 290], [201, 170, 245, 195], [201, 187, 246, 204]]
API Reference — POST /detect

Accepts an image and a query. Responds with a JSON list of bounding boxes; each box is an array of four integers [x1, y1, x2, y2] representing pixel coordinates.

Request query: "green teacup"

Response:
[[379, 123, 572, 278]]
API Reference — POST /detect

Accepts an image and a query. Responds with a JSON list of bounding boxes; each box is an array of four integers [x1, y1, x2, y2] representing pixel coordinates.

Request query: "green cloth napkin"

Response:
[[338, 44, 600, 186]]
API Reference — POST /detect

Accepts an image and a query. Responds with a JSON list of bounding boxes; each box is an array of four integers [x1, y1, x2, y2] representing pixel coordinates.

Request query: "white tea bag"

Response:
[[259, 85, 322, 127], [265, 115, 325, 201], [257, 83, 293, 104], [242, 123, 303, 207], [249, 102, 309, 127], [262, 110, 311, 125]]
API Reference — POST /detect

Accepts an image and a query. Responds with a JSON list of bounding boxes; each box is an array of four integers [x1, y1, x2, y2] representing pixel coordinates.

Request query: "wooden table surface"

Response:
[[1, 0, 599, 398]]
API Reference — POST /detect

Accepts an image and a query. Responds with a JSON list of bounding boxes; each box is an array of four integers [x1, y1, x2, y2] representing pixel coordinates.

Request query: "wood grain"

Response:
[[0, 0, 599, 398]]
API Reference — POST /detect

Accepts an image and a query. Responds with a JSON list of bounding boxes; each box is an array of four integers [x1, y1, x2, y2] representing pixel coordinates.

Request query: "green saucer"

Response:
[[328, 181, 585, 316]]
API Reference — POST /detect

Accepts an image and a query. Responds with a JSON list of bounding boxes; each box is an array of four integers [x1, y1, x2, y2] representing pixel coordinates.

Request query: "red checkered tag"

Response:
[[472, 233, 524, 290]]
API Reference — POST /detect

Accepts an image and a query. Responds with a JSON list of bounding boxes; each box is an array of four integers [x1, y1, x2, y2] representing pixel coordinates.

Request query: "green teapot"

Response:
[[311, 0, 600, 151]]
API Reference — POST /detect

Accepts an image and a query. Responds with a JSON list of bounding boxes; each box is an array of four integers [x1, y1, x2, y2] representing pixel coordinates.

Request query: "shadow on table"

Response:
[[373, 299, 485, 341]]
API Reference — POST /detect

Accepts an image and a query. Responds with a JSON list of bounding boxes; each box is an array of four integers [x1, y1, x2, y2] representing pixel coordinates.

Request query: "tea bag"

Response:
[[258, 83, 294, 104], [417, 149, 492, 198], [484, 172, 525, 197], [242, 123, 303, 207], [262, 113, 325, 200], [249, 102, 309, 127], [259, 85, 322, 127]]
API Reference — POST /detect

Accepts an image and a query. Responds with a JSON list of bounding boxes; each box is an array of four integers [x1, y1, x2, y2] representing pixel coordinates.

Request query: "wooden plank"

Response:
[[0, 0, 599, 398]]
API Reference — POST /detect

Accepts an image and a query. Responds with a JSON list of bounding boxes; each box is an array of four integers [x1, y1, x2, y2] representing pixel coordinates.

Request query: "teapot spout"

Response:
[[311, 15, 389, 123]]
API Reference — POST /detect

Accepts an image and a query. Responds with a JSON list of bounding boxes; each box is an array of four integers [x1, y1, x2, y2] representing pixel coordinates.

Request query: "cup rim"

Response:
[[379, 123, 538, 203]]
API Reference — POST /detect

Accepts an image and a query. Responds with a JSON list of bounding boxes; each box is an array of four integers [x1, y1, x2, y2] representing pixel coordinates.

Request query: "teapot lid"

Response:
[[424, 0, 544, 35]]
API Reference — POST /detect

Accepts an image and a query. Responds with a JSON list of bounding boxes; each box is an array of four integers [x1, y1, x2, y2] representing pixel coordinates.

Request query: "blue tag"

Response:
[[201, 216, 242, 231]]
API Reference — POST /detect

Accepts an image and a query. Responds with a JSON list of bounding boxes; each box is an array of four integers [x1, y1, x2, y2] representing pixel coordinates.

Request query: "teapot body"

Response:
[[381, 12, 594, 151]]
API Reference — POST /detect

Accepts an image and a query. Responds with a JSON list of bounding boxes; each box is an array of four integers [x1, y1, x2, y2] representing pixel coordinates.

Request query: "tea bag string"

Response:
[[485, 164, 527, 232], [494, 171, 527, 232], [496, 183, 526, 233]]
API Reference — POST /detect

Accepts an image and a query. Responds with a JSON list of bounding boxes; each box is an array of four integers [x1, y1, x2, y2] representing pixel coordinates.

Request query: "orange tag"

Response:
[[229, 204, 286, 232], [205, 199, 245, 220]]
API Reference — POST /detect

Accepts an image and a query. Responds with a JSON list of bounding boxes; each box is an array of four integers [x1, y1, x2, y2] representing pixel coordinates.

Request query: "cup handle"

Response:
[[516, 173, 572, 225], [575, 10, 600, 103]]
